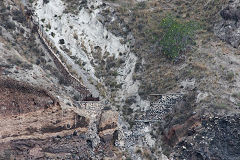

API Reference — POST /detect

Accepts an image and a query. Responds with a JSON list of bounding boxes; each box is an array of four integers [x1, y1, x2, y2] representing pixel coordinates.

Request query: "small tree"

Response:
[[159, 15, 199, 59]]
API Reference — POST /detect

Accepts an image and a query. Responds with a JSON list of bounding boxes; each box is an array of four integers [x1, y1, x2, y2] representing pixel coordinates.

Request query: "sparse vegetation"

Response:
[[43, 0, 49, 4], [46, 22, 51, 30], [59, 39, 65, 44], [73, 93, 81, 101], [12, 10, 25, 24], [0, 0, 240, 159], [73, 33, 78, 40], [226, 71, 235, 81], [214, 103, 229, 110], [3, 20, 16, 30], [158, 15, 200, 59], [232, 92, 240, 99], [59, 76, 70, 86], [51, 32, 55, 37], [63, 0, 87, 15]]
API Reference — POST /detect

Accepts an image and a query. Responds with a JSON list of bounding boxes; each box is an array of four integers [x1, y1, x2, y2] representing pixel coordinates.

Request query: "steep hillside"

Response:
[[0, 0, 119, 159], [1, 0, 240, 159]]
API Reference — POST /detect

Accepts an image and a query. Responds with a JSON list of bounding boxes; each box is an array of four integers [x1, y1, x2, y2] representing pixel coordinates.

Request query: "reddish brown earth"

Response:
[[163, 114, 201, 147], [0, 77, 119, 159], [0, 77, 92, 159], [0, 78, 57, 117]]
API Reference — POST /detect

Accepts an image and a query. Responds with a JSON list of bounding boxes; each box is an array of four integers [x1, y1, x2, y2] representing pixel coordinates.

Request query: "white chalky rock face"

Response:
[[196, 92, 209, 103], [33, 0, 147, 106], [145, 133, 155, 147], [31, 0, 170, 159], [33, 0, 137, 98], [34, 0, 125, 76]]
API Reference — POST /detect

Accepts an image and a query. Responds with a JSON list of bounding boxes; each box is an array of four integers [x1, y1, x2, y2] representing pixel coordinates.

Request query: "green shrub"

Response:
[[4, 20, 16, 30], [159, 15, 200, 59], [226, 71, 234, 81], [12, 10, 25, 23], [51, 32, 55, 37], [43, 0, 49, 4], [137, 2, 146, 9], [232, 92, 240, 99]]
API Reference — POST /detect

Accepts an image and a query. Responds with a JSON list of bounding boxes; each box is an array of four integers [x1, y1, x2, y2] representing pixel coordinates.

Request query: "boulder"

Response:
[[172, 114, 240, 160], [98, 110, 118, 142], [215, 0, 240, 48]]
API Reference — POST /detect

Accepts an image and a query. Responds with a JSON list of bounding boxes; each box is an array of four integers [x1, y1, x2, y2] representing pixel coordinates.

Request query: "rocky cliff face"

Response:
[[148, 92, 240, 160], [172, 114, 240, 160], [2, 0, 240, 159], [0, 77, 119, 159], [0, 81, 90, 159], [215, 0, 240, 48], [0, 0, 119, 159]]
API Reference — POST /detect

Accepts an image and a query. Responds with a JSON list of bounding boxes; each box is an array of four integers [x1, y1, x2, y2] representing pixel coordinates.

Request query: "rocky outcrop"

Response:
[[0, 77, 95, 159], [163, 114, 201, 147], [159, 91, 240, 160], [0, 76, 122, 159], [220, 6, 240, 21], [98, 110, 119, 143], [171, 114, 240, 160], [0, 0, 121, 158], [0, 77, 58, 116], [215, 0, 240, 48], [0, 134, 94, 159]]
